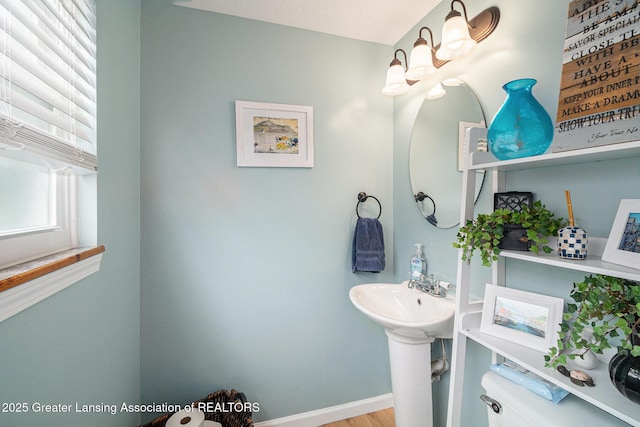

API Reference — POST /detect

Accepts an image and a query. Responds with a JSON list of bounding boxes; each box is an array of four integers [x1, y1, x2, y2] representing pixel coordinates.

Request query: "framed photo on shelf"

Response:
[[481, 284, 564, 353], [602, 199, 640, 270], [235, 100, 314, 168], [457, 121, 485, 171]]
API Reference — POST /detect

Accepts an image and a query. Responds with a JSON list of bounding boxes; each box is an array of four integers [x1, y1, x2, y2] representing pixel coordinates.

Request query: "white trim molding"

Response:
[[0, 254, 103, 323], [254, 393, 393, 427]]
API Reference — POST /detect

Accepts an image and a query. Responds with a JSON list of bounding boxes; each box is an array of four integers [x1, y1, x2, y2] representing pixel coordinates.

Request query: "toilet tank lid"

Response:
[[481, 371, 628, 427]]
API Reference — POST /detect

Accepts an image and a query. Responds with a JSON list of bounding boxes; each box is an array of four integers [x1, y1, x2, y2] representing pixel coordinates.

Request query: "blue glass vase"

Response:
[[488, 78, 553, 160]]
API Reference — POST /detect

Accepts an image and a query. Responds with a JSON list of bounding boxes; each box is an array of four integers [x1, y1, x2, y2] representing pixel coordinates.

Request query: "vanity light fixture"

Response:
[[425, 78, 464, 100], [381, 1, 499, 96], [425, 82, 446, 100], [381, 49, 412, 96], [441, 77, 464, 86], [406, 27, 437, 81], [436, 0, 477, 61]]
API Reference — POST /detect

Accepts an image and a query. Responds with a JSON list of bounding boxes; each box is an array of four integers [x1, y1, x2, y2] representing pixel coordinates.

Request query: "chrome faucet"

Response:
[[408, 274, 447, 298]]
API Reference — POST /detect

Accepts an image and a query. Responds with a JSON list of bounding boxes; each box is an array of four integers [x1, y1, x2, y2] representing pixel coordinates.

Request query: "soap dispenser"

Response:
[[410, 243, 427, 280]]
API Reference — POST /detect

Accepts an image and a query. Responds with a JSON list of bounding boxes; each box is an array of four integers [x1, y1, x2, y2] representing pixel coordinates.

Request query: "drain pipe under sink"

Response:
[[431, 338, 450, 382]]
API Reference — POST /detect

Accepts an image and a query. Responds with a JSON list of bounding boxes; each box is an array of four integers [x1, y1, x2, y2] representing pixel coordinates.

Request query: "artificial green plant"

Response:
[[545, 274, 640, 368], [453, 200, 565, 267]]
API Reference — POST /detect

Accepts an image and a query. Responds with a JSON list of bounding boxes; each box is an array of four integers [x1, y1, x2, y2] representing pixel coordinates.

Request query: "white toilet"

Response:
[[481, 371, 628, 426]]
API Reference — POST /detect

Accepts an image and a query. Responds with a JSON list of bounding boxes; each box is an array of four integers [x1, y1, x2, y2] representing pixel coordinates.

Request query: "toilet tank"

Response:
[[481, 371, 629, 427]]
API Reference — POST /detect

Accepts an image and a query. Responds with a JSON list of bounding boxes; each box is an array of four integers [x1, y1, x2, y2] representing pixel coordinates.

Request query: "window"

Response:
[[0, 157, 53, 232], [0, 156, 76, 268], [0, 0, 97, 269]]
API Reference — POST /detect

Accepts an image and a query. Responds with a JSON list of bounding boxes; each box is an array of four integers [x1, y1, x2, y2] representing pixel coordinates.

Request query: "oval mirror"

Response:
[[409, 81, 486, 229]]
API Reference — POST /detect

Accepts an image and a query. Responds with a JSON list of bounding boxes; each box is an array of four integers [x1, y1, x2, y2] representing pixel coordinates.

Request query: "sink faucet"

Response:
[[408, 274, 448, 298]]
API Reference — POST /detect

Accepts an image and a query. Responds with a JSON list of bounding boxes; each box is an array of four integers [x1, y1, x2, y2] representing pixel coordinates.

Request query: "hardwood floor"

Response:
[[320, 408, 395, 427]]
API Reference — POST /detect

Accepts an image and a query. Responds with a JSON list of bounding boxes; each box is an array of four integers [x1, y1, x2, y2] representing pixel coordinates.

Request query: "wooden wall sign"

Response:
[[553, 0, 639, 152]]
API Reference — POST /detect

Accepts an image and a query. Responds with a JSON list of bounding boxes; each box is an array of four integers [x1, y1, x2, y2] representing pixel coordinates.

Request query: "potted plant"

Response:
[[545, 274, 640, 368], [453, 200, 565, 267]]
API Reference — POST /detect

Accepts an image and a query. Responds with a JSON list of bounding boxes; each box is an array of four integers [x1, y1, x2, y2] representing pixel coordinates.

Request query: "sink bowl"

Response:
[[349, 282, 455, 340]]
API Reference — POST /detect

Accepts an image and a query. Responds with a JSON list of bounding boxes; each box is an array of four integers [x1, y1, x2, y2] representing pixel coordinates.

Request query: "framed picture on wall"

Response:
[[602, 199, 640, 269], [552, 0, 640, 152], [235, 100, 314, 167], [481, 284, 564, 353]]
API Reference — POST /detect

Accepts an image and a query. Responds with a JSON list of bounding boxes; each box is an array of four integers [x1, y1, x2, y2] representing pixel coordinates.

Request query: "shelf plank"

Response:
[[470, 139, 640, 171], [460, 325, 640, 426], [499, 248, 640, 282]]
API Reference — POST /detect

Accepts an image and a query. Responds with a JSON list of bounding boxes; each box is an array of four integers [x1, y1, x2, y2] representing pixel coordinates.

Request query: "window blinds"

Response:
[[0, 0, 97, 172]]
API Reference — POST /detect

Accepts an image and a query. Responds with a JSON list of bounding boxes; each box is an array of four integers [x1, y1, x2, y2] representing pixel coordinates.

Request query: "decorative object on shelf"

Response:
[[487, 78, 554, 160], [553, 0, 640, 153], [602, 199, 640, 270], [493, 192, 533, 251], [609, 320, 640, 405], [480, 284, 564, 352], [557, 190, 588, 259], [557, 365, 595, 387], [545, 274, 640, 369], [494, 192, 533, 211], [490, 361, 569, 403], [572, 328, 599, 370], [454, 199, 564, 266], [235, 100, 313, 168]]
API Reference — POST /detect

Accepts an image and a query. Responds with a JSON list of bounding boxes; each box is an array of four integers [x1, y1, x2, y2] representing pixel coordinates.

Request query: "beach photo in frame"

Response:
[[481, 284, 564, 353], [602, 199, 640, 269], [235, 101, 313, 167]]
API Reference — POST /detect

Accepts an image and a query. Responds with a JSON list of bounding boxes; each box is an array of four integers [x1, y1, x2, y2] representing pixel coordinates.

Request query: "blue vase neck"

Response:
[[503, 78, 537, 94]]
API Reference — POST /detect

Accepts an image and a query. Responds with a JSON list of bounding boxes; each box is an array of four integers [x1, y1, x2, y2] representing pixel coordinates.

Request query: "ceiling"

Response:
[[173, 0, 443, 46]]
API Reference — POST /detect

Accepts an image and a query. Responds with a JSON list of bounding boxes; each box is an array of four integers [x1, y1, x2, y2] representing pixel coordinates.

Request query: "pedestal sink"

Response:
[[349, 282, 455, 427]]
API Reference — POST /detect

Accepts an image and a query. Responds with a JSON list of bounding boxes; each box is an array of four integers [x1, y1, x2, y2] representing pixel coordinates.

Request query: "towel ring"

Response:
[[414, 192, 438, 227], [356, 192, 382, 219]]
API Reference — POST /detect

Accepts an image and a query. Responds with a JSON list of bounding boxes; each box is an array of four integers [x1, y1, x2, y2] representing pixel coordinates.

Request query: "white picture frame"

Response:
[[481, 284, 564, 353], [235, 100, 314, 168], [457, 121, 485, 172], [602, 199, 640, 269]]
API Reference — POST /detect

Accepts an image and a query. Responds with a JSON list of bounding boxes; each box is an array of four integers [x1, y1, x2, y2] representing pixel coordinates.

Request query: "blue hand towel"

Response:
[[352, 217, 385, 273]]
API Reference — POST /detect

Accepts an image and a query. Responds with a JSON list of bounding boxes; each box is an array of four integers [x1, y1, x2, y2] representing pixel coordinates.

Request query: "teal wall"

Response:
[[0, 1, 141, 426], [139, 0, 395, 423]]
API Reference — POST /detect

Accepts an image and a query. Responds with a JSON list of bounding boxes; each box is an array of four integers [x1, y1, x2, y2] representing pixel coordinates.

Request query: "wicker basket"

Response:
[[136, 389, 253, 427]]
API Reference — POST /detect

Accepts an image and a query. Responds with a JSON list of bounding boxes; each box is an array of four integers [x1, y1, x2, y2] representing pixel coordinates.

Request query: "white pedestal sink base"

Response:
[[349, 283, 454, 427], [386, 330, 435, 427]]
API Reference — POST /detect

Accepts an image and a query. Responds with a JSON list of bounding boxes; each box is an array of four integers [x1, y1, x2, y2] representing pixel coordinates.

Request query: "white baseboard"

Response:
[[254, 393, 393, 427]]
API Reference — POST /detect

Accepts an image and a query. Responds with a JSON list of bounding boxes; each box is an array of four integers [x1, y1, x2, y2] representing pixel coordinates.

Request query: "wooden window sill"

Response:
[[0, 246, 105, 322]]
